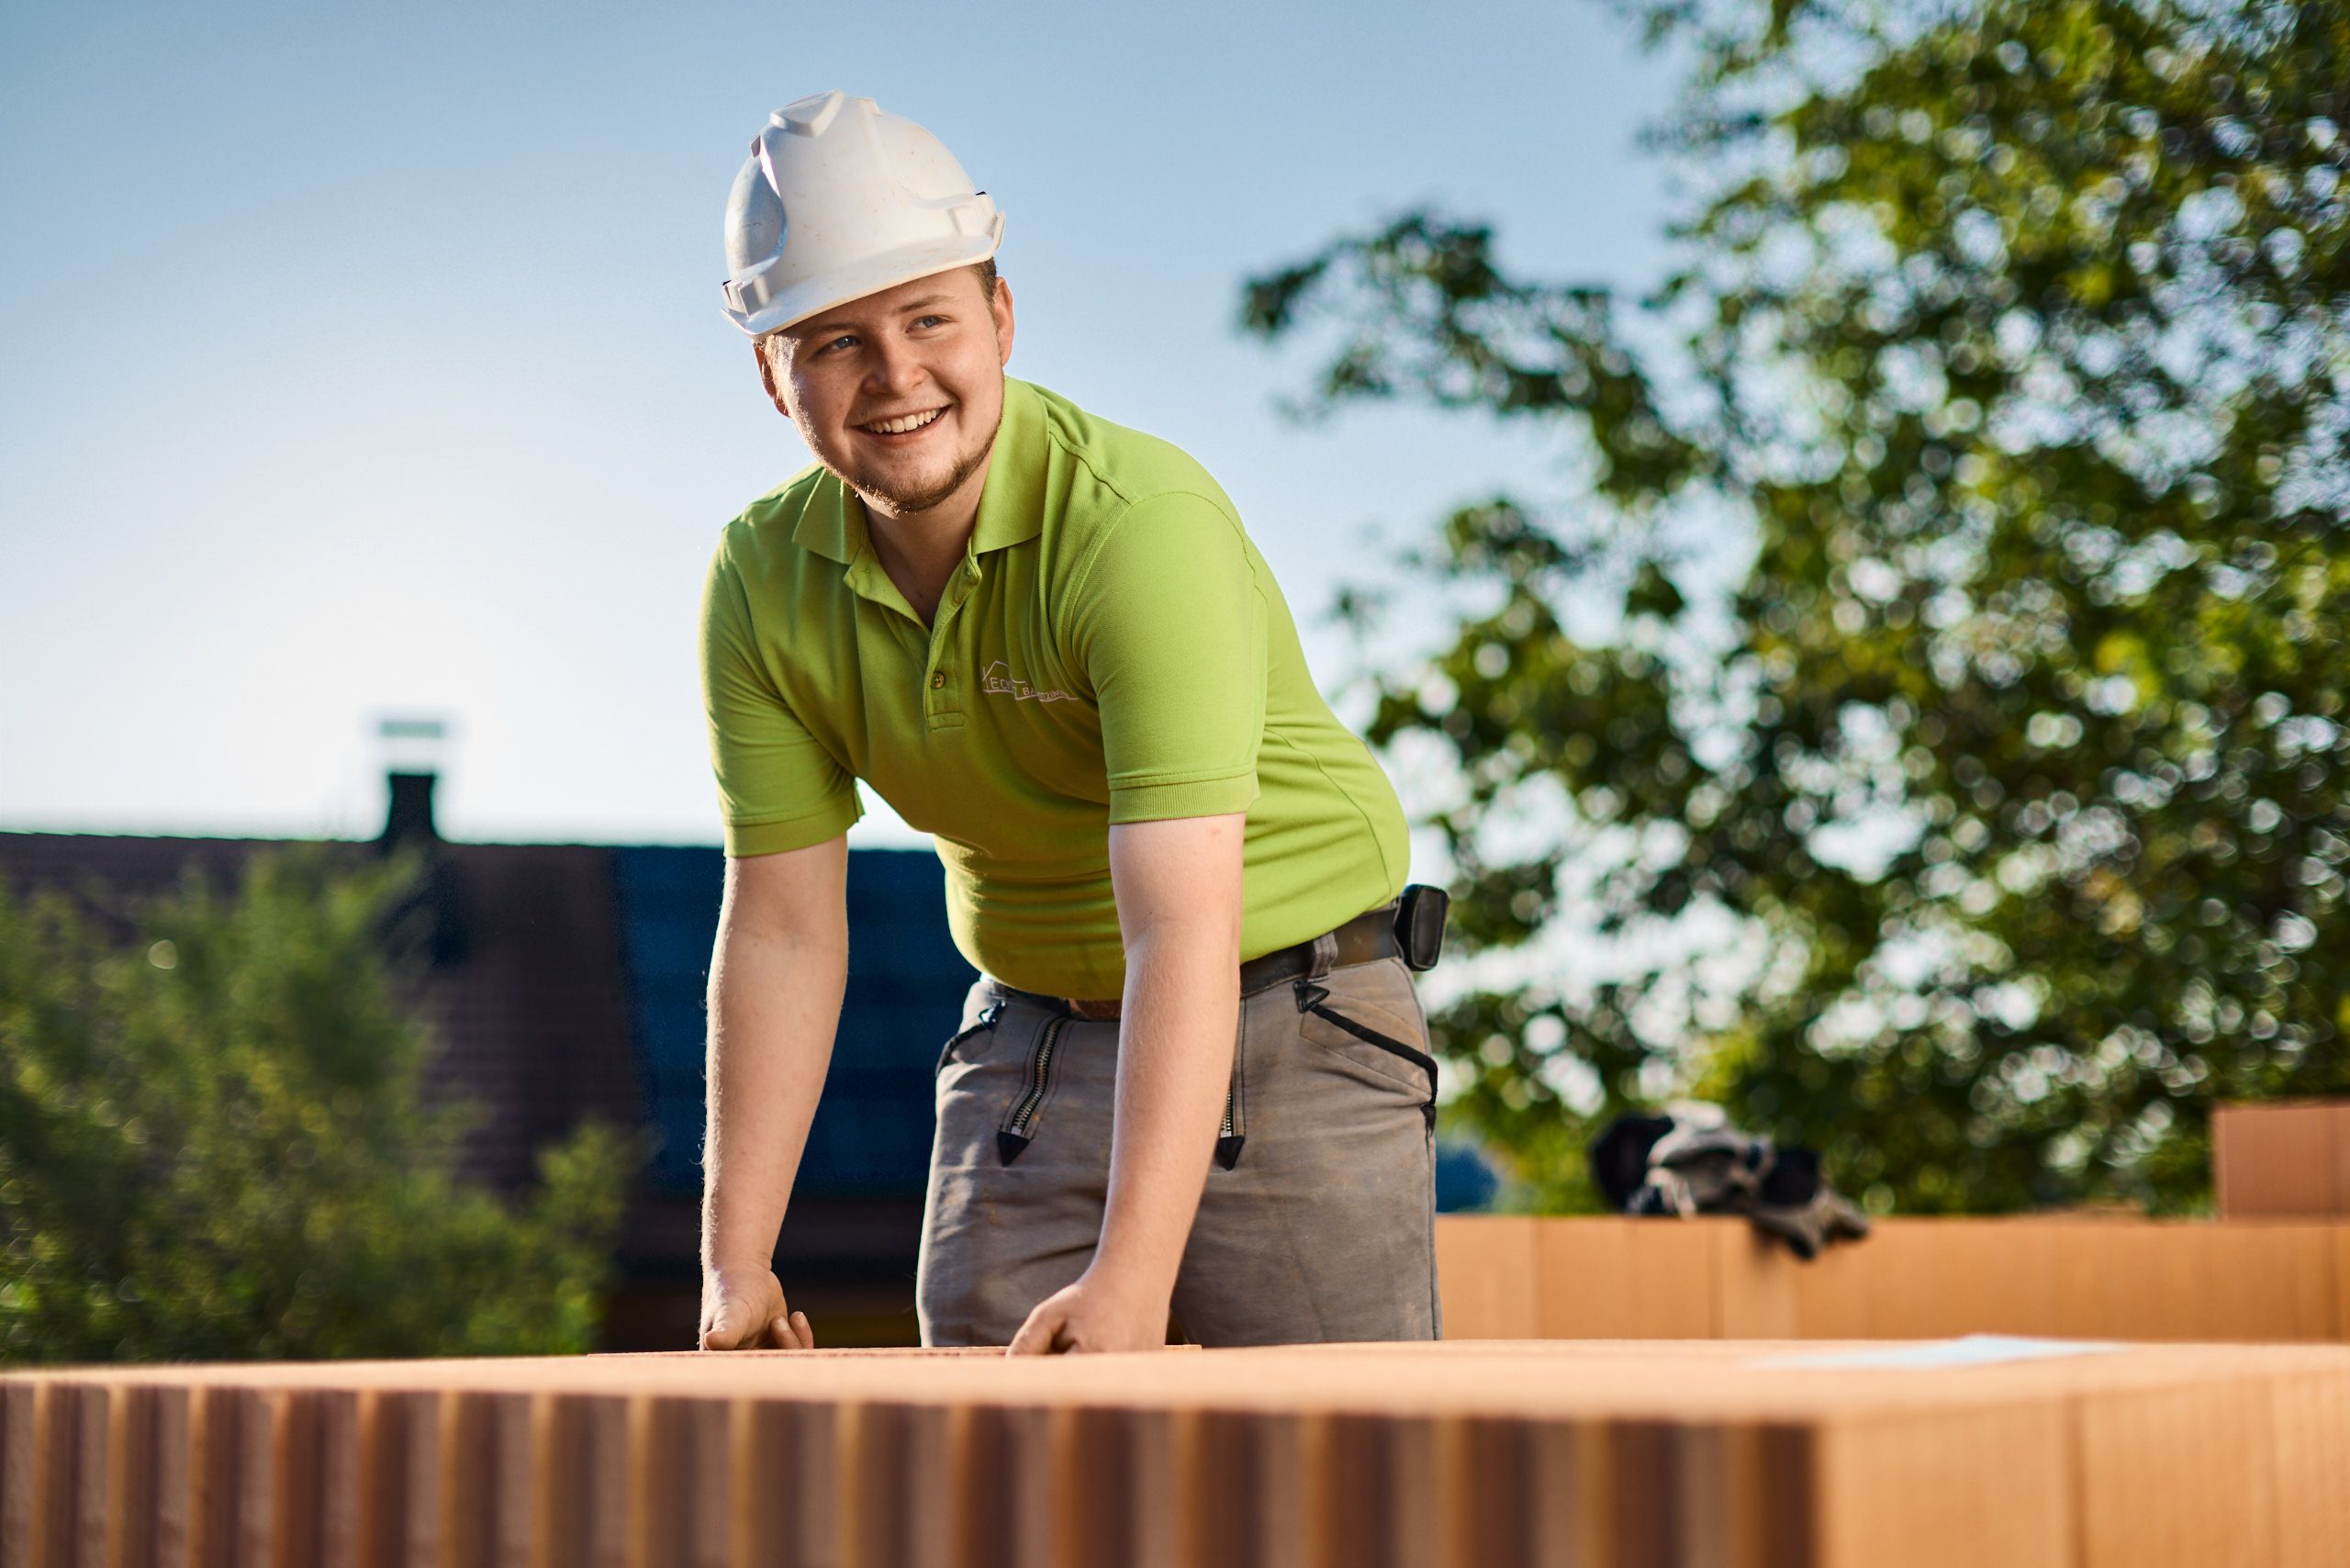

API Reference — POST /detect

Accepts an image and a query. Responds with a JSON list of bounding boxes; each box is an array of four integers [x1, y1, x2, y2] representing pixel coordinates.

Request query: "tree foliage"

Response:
[[1246, 0, 2349, 1212], [0, 844, 638, 1364]]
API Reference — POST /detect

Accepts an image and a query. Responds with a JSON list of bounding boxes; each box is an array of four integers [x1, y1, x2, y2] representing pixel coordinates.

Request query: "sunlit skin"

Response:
[[699, 265, 1248, 1356], [755, 269, 1016, 625]]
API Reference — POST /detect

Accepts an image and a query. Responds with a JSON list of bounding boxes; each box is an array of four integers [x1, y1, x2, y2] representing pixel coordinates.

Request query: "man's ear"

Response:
[[991, 275, 1015, 367], [754, 339, 791, 417]]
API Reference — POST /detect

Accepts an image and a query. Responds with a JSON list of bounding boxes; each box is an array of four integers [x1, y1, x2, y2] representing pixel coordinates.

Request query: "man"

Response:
[[696, 91, 1445, 1354]]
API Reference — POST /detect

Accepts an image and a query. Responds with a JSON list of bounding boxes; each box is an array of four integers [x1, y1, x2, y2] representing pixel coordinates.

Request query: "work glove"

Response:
[[1745, 1146, 1872, 1261], [1588, 1104, 1872, 1261], [1588, 1114, 1675, 1211], [1631, 1107, 1774, 1216]]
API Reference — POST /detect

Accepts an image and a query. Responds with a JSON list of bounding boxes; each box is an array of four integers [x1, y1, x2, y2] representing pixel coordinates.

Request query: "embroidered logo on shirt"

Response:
[[982, 661, 1073, 703]]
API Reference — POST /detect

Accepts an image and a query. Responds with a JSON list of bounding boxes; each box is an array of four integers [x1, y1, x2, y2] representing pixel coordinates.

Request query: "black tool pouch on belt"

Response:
[[1393, 884, 1449, 971]]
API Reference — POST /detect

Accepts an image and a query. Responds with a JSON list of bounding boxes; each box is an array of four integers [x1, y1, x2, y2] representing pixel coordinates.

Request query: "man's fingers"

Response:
[[700, 1275, 814, 1351], [762, 1308, 817, 1350], [1006, 1302, 1065, 1357]]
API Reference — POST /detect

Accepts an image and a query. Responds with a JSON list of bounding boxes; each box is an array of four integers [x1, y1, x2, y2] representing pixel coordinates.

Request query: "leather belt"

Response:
[[1016, 901, 1403, 1023]]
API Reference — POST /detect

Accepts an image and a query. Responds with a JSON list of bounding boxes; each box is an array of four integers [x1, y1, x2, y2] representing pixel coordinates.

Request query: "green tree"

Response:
[[0, 843, 638, 1364], [1245, 0, 2348, 1212]]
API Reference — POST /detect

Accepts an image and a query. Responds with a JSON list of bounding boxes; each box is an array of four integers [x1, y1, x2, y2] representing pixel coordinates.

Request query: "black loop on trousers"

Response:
[[1293, 979, 1438, 1132], [934, 1002, 1004, 1077]]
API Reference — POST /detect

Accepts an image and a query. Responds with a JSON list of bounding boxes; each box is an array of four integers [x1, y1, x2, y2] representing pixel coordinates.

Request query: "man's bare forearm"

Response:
[[1091, 920, 1241, 1294], [700, 918, 845, 1273], [998, 812, 1243, 1353]]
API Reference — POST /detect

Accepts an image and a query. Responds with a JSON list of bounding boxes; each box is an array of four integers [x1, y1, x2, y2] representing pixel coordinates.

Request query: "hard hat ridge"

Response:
[[720, 91, 1005, 339]]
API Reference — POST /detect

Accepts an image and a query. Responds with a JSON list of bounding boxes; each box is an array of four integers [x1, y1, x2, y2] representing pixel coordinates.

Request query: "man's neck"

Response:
[[867, 494, 976, 571], [859, 454, 993, 626]]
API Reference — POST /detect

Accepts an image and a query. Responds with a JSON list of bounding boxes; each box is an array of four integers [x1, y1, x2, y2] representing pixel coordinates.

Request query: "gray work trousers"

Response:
[[915, 948, 1444, 1347]]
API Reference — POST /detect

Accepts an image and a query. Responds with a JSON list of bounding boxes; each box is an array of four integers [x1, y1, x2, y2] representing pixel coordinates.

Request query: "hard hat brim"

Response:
[[725, 217, 1005, 339]]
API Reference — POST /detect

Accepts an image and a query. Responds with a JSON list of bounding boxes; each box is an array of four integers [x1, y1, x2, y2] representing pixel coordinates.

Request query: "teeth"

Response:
[[866, 408, 943, 434]]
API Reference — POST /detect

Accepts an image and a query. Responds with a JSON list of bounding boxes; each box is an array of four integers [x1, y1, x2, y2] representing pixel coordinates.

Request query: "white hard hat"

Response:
[[721, 91, 1005, 339]]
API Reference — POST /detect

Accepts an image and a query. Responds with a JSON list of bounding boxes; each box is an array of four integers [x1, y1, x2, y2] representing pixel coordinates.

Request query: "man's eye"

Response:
[[915, 316, 947, 329], [822, 335, 855, 353]]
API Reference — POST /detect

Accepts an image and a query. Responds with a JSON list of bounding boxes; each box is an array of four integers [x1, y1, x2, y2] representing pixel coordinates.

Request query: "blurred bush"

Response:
[[0, 843, 638, 1364], [1246, 0, 2349, 1212]]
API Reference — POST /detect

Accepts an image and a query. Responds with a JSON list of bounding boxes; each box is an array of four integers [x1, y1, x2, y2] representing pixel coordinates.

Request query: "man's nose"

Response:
[[864, 335, 925, 397]]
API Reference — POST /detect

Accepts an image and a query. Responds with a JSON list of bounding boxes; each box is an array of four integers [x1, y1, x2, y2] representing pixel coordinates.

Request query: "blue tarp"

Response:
[[610, 846, 976, 1196]]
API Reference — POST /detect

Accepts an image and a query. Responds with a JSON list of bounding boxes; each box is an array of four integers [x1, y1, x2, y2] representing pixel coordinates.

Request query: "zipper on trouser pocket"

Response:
[[1215, 1002, 1248, 1169], [1294, 979, 1438, 1132], [996, 1014, 1069, 1165], [1214, 1084, 1243, 1170]]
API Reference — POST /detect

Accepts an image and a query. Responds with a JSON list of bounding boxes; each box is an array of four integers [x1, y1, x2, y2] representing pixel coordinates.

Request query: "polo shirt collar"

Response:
[[970, 376, 1046, 554], [789, 474, 859, 565], [786, 375, 1046, 566]]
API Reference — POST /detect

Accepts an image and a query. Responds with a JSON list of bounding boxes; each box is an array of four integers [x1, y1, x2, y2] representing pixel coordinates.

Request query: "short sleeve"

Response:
[[1068, 492, 1267, 823], [699, 539, 862, 856]]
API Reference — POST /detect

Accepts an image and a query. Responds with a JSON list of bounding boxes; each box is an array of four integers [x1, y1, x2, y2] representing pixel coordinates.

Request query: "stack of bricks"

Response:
[[14, 1098, 2350, 1565], [1438, 1097, 2350, 1344], [2214, 1100, 2350, 1219], [1434, 1213, 2350, 1342], [8, 1339, 2350, 1567]]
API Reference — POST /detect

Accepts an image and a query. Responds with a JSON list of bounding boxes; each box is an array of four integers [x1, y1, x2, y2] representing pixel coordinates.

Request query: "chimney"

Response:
[[382, 771, 440, 846], [370, 713, 468, 965], [375, 715, 451, 848]]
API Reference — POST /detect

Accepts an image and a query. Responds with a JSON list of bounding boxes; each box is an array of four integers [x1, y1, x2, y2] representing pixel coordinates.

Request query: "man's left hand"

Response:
[[1005, 1265, 1169, 1354]]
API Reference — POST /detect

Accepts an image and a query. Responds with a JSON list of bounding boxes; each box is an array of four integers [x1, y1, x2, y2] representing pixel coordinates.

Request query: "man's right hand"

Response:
[[699, 1266, 816, 1350]]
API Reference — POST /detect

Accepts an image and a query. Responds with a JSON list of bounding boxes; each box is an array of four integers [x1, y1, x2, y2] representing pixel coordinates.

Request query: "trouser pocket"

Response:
[[995, 1013, 1070, 1165], [1294, 976, 1438, 1132]]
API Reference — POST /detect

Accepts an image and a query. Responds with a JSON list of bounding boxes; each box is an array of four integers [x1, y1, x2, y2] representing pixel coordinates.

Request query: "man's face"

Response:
[[757, 267, 1015, 520]]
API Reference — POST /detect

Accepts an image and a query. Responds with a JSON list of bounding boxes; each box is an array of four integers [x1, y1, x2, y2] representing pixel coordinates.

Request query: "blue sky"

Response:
[[1, 0, 1688, 851]]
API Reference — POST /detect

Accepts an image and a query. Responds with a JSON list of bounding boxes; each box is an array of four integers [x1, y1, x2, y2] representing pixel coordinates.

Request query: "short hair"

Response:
[[756, 258, 1002, 375]]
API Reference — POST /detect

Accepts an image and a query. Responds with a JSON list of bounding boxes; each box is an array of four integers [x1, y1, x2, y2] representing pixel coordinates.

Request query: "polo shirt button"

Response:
[[930, 672, 946, 689]]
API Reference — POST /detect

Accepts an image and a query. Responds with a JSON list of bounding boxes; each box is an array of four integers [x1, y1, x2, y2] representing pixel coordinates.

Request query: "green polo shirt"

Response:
[[699, 375, 1407, 999]]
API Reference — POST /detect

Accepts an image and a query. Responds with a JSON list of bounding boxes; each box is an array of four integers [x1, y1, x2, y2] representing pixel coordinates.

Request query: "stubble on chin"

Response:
[[846, 408, 1002, 516]]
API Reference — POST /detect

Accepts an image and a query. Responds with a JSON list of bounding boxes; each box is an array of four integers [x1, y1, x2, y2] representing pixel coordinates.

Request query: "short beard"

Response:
[[845, 406, 1001, 516]]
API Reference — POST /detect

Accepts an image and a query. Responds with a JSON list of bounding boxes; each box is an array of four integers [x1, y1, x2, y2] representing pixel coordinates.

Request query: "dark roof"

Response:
[[0, 829, 977, 1210], [0, 831, 642, 1193], [1, 830, 982, 1199]]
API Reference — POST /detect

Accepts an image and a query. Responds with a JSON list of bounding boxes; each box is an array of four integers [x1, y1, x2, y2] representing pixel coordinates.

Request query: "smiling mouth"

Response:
[[857, 406, 947, 436]]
